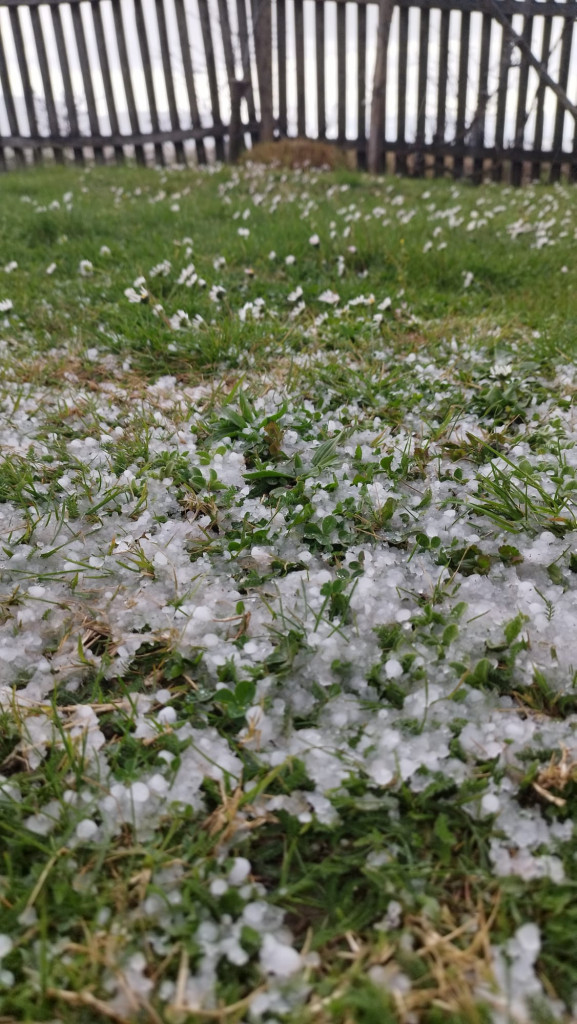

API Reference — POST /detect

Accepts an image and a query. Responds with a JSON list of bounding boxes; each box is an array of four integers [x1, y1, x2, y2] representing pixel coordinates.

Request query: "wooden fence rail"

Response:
[[1, 0, 577, 181]]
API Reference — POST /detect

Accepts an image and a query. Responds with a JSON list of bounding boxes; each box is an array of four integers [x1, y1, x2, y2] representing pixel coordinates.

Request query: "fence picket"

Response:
[[70, 2, 104, 163], [254, 0, 274, 140], [216, 0, 236, 85], [50, 3, 83, 164], [472, 12, 491, 182], [493, 17, 511, 180], [134, 0, 164, 164], [174, 0, 206, 164], [29, 5, 63, 163], [434, 8, 449, 176], [91, 1, 123, 164], [295, 0, 305, 136], [277, 0, 288, 135], [511, 15, 532, 184], [111, 0, 144, 165], [315, 0, 325, 138], [0, 13, 25, 165], [357, 2, 366, 165], [416, 7, 429, 175], [155, 0, 185, 164], [396, 5, 408, 173], [236, 0, 258, 144], [337, 0, 346, 143], [532, 15, 552, 180], [550, 15, 574, 180], [198, 0, 225, 160], [454, 10, 470, 177], [9, 6, 41, 163]]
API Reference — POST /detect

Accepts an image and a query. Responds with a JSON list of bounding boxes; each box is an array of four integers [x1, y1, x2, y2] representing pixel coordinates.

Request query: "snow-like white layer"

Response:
[[2, 171, 577, 1019]]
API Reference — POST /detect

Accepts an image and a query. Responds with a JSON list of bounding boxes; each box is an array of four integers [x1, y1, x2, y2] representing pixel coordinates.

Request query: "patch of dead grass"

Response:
[[241, 138, 350, 170]]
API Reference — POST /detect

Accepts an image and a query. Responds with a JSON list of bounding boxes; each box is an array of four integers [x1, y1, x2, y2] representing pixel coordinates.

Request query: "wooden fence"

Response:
[[1, 0, 577, 182]]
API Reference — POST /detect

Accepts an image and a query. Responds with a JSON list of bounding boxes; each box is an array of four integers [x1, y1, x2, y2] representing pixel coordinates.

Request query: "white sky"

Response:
[[0, 0, 574, 153]]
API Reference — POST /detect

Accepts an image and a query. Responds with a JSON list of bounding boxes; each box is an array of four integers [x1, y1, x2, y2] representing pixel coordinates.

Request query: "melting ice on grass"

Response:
[[2, 171, 577, 1019]]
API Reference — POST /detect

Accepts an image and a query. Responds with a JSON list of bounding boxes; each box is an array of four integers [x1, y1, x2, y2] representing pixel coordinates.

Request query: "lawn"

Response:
[[0, 161, 577, 1024]]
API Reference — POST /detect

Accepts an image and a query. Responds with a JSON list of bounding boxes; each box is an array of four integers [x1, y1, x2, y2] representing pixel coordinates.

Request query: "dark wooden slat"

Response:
[[396, 6, 409, 173], [511, 14, 532, 184], [229, 78, 246, 161], [416, 7, 429, 175], [91, 1, 123, 164], [198, 0, 225, 160], [368, 0, 394, 172], [174, 0, 206, 164], [276, 0, 287, 135], [4, 121, 260, 150], [454, 9, 470, 177], [70, 2, 104, 163], [0, 18, 25, 165], [134, 0, 164, 165], [50, 4, 82, 164], [434, 8, 450, 176], [110, 0, 144, 165], [315, 0, 325, 138], [571, 26, 577, 180], [254, 0, 274, 140], [357, 2, 366, 166], [216, 0, 236, 85], [337, 0, 346, 143], [29, 5, 63, 162], [493, 16, 511, 180], [550, 16, 574, 181], [9, 6, 41, 163], [154, 0, 185, 163], [294, 0, 306, 136], [358, 137, 577, 165], [472, 12, 492, 182], [235, 0, 257, 143], [531, 15, 552, 180]]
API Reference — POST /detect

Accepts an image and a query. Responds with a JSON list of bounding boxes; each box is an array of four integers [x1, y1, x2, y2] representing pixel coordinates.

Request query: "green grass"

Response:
[[1, 163, 577, 1024]]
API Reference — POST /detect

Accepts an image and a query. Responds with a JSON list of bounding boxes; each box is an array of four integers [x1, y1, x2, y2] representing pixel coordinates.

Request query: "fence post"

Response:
[[229, 79, 248, 163], [368, 0, 394, 174], [253, 0, 274, 142]]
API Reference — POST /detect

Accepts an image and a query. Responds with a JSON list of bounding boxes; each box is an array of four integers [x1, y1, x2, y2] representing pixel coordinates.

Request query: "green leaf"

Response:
[[243, 467, 296, 482], [238, 392, 256, 422], [310, 432, 345, 470], [380, 496, 396, 522], [547, 562, 565, 587], [472, 658, 491, 685], [498, 544, 524, 566], [322, 515, 338, 535], [415, 488, 432, 510], [235, 679, 256, 705], [504, 612, 527, 645], [442, 623, 459, 646], [216, 688, 236, 704], [434, 812, 456, 847]]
